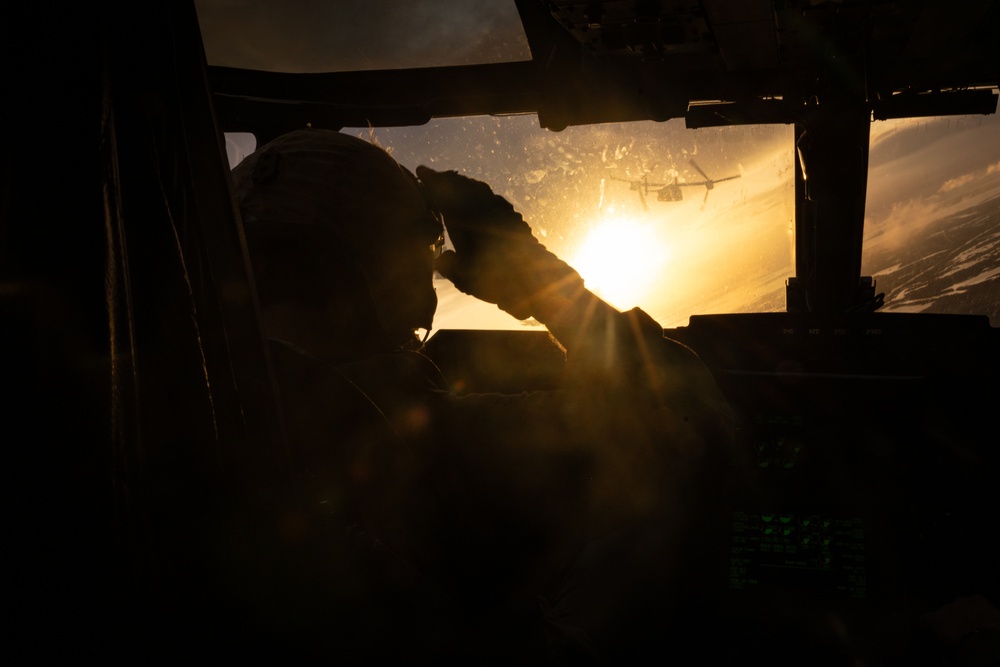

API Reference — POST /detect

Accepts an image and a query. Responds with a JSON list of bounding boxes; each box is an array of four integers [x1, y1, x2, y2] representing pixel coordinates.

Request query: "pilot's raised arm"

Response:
[[417, 166, 737, 658], [417, 166, 733, 456], [418, 164, 735, 520]]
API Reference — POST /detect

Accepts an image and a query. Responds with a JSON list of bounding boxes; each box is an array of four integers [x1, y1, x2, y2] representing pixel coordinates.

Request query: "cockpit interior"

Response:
[[3, 1, 998, 663]]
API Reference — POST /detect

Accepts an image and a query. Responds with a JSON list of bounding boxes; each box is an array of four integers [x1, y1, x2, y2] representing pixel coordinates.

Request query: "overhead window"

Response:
[[195, 0, 530, 73]]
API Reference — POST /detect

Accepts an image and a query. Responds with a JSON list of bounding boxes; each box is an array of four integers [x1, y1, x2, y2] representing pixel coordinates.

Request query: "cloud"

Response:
[[940, 173, 975, 192], [868, 198, 940, 250]]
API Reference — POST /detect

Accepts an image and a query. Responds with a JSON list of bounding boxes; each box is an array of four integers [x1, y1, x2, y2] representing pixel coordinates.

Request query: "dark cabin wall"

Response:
[[2, 2, 116, 655], [2, 1, 292, 658]]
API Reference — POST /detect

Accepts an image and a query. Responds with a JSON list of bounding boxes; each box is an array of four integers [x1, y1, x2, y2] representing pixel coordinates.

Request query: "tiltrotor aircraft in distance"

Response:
[[612, 159, 741, 208]]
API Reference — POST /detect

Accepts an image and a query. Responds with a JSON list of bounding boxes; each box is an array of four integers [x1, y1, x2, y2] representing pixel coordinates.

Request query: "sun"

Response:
[[569, 214, 669, 310]]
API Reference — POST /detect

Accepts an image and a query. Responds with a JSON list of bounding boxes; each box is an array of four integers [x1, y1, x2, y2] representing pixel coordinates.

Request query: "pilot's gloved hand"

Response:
[[416, 166, 584, 320]]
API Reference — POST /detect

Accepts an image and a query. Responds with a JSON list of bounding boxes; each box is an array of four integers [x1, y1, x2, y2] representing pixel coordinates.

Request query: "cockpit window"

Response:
[[345, 116, 795, 330], [195, 0, 530, 72], [226, 132, 256, 168], [862, 113, 1000, 323], [227, 112, 999, 329]]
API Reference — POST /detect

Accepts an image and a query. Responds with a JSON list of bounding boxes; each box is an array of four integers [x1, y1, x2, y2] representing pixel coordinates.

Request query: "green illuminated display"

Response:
[[729, 511, 867, 599]]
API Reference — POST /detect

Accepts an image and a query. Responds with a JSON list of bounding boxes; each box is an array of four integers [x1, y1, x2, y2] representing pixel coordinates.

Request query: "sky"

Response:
[[864, 114, 1000, 249]]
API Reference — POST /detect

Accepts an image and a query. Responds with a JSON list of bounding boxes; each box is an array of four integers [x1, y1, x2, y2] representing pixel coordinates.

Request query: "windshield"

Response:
[[347, 117, 794, 330], [862, 114, 1000, 323], [228, 111, 1000, 329]]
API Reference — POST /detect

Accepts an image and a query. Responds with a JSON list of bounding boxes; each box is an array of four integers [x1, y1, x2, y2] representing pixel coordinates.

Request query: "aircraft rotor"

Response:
[[690, 159, 712, 187], [687, 159, 741, 203]]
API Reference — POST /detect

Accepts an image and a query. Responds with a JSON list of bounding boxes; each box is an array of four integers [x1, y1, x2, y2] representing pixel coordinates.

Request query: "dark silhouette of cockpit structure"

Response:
[[4, 0, 998, 663], [612, 159, 741, 208]]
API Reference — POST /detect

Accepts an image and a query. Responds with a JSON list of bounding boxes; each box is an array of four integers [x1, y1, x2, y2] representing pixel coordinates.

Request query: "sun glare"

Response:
[[570, 214, 669, 310]]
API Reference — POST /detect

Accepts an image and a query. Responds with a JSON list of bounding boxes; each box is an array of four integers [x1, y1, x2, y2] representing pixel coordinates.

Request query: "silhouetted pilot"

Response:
[[232, 129, 735, 663]]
